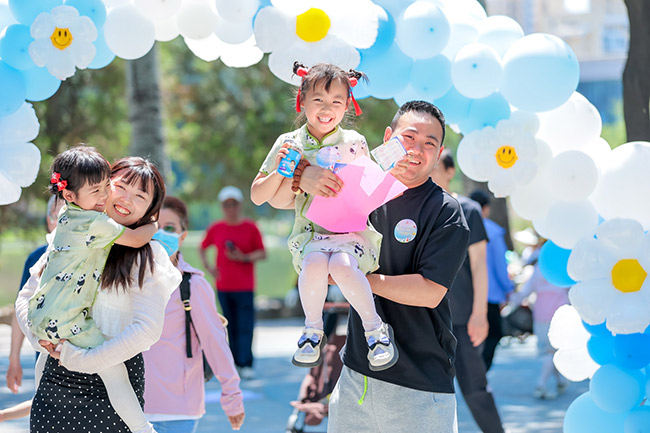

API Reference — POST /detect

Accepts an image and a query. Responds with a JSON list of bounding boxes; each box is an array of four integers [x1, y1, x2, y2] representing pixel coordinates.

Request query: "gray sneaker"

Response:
[[365, 322, 399, 372], [292, 327, 327, 368]]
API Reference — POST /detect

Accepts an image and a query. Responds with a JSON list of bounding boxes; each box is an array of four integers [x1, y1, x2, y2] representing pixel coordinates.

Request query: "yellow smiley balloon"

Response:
[[495, 145, 518, 169], [50, 27, 73, 50]]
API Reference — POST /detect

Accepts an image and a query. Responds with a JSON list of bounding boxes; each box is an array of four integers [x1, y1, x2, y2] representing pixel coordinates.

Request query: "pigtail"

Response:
[[293, 61, 309, 112], [347, 69, 366, 116]]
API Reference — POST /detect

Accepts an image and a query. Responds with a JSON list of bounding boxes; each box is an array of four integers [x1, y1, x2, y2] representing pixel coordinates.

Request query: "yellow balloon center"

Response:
[[495, 145, 518, 169], [611, 259, 647, 293], [296, 8, 331, 42], [51, 27, 73, 50]]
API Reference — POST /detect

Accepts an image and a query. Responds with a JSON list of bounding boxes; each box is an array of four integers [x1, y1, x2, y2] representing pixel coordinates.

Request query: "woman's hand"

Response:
[[300, 165, 344, 197], [228, 412, 245, 430], [39, 340, 64, 359]]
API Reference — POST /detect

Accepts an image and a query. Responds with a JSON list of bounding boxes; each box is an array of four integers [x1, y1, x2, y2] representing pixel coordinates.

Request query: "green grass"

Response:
[[0, 232, 296, 308]]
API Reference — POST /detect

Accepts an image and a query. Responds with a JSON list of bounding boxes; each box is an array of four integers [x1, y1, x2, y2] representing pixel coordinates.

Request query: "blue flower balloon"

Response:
[[0, 61, 27, 116], [0, 24, 35, 70], [23, 66, 61, 101], [614, 333, 650, 370], [564, 392, 627, 433], [538, 240, 576, 288], [8, 0, 63, 25]]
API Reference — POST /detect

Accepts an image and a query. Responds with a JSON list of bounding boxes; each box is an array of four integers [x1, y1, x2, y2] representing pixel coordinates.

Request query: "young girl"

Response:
[[251, 62, 398, 371], [27, 146, 159, 433]]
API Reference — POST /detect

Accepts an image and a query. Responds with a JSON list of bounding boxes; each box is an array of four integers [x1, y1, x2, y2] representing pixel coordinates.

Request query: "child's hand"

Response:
[[228, 412, 245, 430], [389, 151, 417, 177], [274, 145, 290, 170]]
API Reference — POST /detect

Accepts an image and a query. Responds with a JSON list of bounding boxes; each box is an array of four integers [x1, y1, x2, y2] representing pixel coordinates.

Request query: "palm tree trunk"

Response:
[[623, 0, 650, 141]]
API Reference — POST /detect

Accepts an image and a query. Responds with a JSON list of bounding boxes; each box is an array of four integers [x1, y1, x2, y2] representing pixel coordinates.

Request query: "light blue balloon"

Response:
[[588, 335, 616, 365], [500, 33, 579, 112], [0, 24, 35, 71], [395, 1, 450, 59], [393, 85, 424, 108], [0, 61, 27, 116], [564, 392, 626, 433], [359, 5, 395, 57], [23, 66, 61, 101], [359, 43, 413, 100], [65, 0, 106, 28], [451, 43, 502, 99], [625, 406, 650, 433], [410, 55, 452, 100], [590, 364, 645, 413], [537, 240, 576, 288], [88, 30, 115, 69], [434, 86, 471, 127], [8, 0, 63, 25], [458, 92, 511, 134], [614, 333, 650, 370], [352, 79, 370, 101], [583, 321, 611, 337]]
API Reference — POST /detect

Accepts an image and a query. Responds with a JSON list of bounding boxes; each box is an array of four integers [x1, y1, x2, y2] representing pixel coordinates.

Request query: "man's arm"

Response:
[[199, 246, 218, 280], [467, 240, 489, 347], [367, 273, 449, 309]]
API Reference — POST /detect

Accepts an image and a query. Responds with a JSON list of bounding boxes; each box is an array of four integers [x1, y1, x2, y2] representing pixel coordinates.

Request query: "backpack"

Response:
[[179, 272, 215, 382]]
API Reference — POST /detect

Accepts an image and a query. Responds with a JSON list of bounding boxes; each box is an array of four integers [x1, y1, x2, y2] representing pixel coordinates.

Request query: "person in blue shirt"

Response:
[[469, 190, 515, 371]]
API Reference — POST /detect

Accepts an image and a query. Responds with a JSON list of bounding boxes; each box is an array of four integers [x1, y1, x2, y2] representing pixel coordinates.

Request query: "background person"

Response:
[[199, 186, 265, 380]]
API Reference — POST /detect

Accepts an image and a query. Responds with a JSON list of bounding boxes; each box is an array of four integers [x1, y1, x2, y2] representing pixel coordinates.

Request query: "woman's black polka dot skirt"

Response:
[[31, 354, 145, 432]]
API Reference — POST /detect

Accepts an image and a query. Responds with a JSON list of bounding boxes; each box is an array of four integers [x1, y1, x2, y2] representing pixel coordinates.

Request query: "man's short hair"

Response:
[[391, 100, 446, 145], [469, 190, 490, 208], [439, 149, 454, 170]]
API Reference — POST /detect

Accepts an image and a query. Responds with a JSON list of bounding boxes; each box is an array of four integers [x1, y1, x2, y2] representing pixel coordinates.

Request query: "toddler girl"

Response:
[[251, 62, 398, 371], [28, 146, 159, 433]]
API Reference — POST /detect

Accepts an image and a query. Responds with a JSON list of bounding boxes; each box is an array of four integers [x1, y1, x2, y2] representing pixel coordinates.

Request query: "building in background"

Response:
[[486, 0, 628, 124]]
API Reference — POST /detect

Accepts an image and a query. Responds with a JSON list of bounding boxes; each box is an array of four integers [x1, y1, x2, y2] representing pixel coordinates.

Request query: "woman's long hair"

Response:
[[101, 157, 166, 291]]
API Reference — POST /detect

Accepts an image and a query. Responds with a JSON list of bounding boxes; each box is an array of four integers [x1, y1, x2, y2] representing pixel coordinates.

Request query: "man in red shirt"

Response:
[[200, 186, 266, 380]]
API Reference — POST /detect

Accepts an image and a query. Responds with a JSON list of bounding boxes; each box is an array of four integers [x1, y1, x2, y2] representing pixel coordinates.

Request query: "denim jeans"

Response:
[[151, 419, 200, 433], [218, 291, 255, 367]]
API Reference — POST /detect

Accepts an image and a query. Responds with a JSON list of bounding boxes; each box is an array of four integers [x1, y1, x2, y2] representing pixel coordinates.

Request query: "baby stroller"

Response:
[[500, 303, 533, 345], [286, 301, 349, 433]]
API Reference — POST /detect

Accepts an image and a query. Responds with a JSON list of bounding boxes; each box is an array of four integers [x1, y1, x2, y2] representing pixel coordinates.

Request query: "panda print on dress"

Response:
[[92, 269, 101, 282], [304, 224, 313, 233], [58, 215, 69, 225], [55, 272, 72, 282], [313, 235, 330, 241], [75, 274, 86, 294], [53, 245, 71, 253], [70, 324, 81, 335], [45, 319, 59, 339], [370, 248, 377, 263], [354, 243, 365, 257], [82, 308, 89, 318], [36, 295, 45, 309], [290, 241, 300, 253], [85, 235, 96, 246]]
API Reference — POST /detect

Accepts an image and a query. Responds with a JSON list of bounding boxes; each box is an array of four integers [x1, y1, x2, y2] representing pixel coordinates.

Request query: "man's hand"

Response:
[[228, 412, 245, 430], [6, 361, 22, 394], [226, 245, 249, 263], [388, 151, 417, 178], [467, 311, 489, 347], [300, 165, 344, 197]]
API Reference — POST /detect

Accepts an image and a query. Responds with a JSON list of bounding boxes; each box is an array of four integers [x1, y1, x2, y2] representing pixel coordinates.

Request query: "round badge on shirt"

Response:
[[316, 146, 341, 170], [394, 219, 417, 243]]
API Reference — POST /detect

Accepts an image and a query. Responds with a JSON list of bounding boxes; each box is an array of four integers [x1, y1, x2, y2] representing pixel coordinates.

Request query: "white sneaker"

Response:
[[239, 366, 255, 381], [365, 323, 399, 372], [292, 328, 327, 367]]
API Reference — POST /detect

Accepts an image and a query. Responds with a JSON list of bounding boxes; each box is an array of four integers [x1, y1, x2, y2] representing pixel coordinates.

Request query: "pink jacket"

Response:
[[143, 255, 244, 417]]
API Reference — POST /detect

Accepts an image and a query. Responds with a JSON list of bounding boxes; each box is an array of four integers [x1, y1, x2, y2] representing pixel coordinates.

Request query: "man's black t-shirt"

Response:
[[448, 196, 488, 326], [342, 180, 470, 393]]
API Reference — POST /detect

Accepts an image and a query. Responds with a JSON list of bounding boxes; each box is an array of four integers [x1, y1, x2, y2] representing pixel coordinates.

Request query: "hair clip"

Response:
[[51, 172, 67, 191]]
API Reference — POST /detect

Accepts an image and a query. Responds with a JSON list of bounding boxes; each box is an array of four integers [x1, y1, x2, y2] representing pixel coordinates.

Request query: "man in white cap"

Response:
[[200, 186, 266, 380]]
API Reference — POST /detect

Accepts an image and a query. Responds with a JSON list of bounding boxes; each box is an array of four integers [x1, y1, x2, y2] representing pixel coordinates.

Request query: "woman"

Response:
[[15, 157, 181, 433], [143, 196, 245, 432]]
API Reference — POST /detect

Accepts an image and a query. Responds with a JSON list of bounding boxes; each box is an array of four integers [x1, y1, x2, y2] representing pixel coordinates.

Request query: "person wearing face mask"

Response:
[[144, 196, 245, 432]]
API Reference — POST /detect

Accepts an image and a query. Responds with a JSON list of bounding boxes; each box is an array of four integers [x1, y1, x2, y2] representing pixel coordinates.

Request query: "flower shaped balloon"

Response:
[[29, 5, 97, 80], [568, 218, 650, 334], [457, 111, 552, 197]]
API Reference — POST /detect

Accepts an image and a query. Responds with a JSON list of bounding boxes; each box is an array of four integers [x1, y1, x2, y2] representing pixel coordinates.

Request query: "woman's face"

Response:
[[106, 173, 154, 226], [158, 208, 188, 248]]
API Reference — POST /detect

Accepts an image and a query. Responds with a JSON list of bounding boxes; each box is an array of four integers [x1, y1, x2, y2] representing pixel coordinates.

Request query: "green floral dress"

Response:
[[260, 125, 382, 274]]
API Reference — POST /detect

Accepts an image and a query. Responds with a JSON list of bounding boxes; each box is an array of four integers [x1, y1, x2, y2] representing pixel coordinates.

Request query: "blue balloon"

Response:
[[458, 92, 511, 134], [410, 56, 452, 100], [590, 364, 645, 413], [395, 1, 450, 59], [614, 333, 650, 370], [359, 43, 413, 100], [8, 0, 63, 25], [564, 392, 627, 433], [588, 335, 616, 365], [583, 321, 612, 337], [23, 66, 61, 101], [434, 87, 471, 127], [0, 24, 35, 71], [65, 0, 106, 28], [0, 61, 27, 116], [537, 240, 576, 288], [359, 5, 395, 57], [393, 85, 425, 108], [88, 30, 115, 69], [625, 406, 650, 433]]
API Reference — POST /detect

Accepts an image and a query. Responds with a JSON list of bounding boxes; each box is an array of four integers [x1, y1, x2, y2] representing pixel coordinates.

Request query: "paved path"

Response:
[[0, 319, 586, 432]]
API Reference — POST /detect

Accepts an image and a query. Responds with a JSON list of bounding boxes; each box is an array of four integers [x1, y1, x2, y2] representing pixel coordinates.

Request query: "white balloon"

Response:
[[184, 33, 222, 62], [546, 151, 599, 201], [0, 171, 22, 205], [510, 169, 554, 221], [176, 2, 218, 40], [567, 237, 616, 282], [0, 103, 39, 143], [451, 43, 501, 99], [582, 137, 612, 169], [214, 14, 254, 45], [134, 0, 182, 21], [104, 5, 155, 60], [253, 6, 294, 53], [477, 15, 524, 57], [595, 218, 645, 259], [0, 142, 41, 187], [215, 0, 260, 22], [544, 200, 599, 249], [591, 141, 650, 230], [548, 305, 598, 382], [154, 17, 180, 42], [219, 37, 264, 68]]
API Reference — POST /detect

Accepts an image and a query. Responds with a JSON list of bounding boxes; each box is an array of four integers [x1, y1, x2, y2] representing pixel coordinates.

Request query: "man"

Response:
[[468, 190, 514, 372], [7, 195, 62, 394], [199, 186, 265, 380], [299, 101, 470, 432], [431, 153, 506, 433]]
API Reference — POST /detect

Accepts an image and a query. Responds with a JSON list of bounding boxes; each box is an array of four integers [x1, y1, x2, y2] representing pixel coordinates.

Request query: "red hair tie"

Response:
[[348, 76, 362, 116], [295, 66, 309, 113], [51, 172, 67, 191]]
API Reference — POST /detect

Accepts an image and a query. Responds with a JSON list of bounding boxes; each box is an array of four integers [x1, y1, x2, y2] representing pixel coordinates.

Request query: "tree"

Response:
[[622, 0, 650, 141]]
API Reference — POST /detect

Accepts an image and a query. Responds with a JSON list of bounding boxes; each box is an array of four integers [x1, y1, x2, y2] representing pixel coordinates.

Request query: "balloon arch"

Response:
[[1, 1, 649, 430]]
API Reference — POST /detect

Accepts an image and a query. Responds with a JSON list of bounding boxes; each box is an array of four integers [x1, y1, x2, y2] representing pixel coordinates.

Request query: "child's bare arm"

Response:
[[115, 222, 157, 248], [268, 176, 296, 209], [251, 146, 290, 206]]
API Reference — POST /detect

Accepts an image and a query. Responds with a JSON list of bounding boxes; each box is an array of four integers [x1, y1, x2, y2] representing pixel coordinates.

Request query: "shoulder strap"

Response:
[[179, 272, 194, 358]]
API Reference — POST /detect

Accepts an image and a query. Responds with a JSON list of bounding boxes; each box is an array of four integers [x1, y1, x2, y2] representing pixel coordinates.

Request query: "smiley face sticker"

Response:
[[50, 27, 73, 50], [495, 145, 518, 169], [394, 219, 417, 243]]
